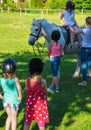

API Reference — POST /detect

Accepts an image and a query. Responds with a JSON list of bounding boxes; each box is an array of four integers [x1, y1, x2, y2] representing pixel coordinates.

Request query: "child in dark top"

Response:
[[24, 58, 49, 130]]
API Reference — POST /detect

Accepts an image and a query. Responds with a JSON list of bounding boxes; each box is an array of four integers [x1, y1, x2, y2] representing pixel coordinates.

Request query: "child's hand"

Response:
[[0, 94, 4, 99], [61, 50, 64, 57], [17, 96, 22, 102]]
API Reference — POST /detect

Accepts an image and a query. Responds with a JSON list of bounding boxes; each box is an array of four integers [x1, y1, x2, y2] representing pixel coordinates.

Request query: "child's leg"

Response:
[[53, 76, 59, 89], [70, 31, 74, 44], [38, 122, 45, 130], [10, 108, 18, 130], [77, 34, 81, 45], [23, 124, 30, 130], [73, 26, 81, 44], [5, 108, 11, 130]]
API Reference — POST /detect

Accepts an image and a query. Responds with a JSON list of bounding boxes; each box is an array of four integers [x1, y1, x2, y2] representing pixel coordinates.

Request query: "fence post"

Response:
[[81, 8, 84, 25], [20, 8, 22, 16], [0, 7, 3, 14]]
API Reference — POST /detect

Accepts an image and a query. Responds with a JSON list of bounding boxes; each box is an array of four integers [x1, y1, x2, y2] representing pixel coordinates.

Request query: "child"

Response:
[[0, 58, 22, 130], [70, 16, 91, 86], [60, 1, 81, 45], [48, 30, 64, 93], [24, 58, 49, 130]]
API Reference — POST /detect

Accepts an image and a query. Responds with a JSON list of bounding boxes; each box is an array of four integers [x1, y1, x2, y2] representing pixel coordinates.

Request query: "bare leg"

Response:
[[5, 109, 11, 130], [54, 77, 59, 89], [39, 127, 45, 130], [11, 109, 17, 130], [70, 31, 74, 44], [23, 124, 30, 130]]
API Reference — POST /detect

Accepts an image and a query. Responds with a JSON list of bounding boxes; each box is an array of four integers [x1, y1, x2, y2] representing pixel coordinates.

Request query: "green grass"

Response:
[[0, 11, 91, 130]]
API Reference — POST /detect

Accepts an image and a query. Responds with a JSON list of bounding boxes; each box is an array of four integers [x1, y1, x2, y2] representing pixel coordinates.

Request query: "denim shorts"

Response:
[[50, 56, 60, 76]]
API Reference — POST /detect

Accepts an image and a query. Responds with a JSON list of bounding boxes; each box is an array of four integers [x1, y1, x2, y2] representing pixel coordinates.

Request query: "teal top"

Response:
[[0, 78, 20, 105]]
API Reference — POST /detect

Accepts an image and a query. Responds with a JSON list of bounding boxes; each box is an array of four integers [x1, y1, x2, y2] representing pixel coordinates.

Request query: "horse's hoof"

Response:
[[87, 74, 91, 78], [73, 74, 79, 78]]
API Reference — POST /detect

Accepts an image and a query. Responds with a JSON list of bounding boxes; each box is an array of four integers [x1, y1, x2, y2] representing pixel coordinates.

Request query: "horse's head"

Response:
[[28, 19, 42, 46]]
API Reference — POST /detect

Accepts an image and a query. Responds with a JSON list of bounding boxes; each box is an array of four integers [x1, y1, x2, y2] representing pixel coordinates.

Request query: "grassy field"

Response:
[[0, 11, 91, 130]]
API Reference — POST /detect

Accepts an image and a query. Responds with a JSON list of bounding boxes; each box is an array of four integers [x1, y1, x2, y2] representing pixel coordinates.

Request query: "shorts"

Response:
[[50, 56, 60, 76], [3, 102, 19, 112]]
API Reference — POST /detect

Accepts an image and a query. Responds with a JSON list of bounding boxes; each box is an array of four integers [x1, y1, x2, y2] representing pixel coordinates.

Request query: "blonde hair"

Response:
[[2, 73, 15, 79], [86, 16, 91, 26]]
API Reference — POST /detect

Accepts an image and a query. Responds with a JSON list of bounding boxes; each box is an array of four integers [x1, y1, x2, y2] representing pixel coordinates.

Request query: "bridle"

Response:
[[30, 22, 45, 59], [30, 22, 41, 40]]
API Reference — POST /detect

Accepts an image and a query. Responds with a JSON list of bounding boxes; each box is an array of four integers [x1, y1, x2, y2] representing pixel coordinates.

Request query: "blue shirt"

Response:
[[0, 78, 20, 104], [81, 27, 91, 48]]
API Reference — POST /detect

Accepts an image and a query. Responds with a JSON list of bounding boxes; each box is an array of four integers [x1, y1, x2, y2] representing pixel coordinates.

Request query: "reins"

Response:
[[32, 40, 46, 60]]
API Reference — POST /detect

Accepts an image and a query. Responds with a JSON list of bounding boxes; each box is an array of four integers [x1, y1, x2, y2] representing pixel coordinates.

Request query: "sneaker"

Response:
[[78, 81, 87, 86], [55, 88, 60, 93], [48, 86, 54, 91]]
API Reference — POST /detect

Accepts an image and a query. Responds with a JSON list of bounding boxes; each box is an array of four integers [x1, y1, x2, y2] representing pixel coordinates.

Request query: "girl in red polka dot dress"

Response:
[[24, 58, 49, 130]]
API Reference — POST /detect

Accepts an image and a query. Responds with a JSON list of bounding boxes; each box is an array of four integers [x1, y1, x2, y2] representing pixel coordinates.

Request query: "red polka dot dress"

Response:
[[24, 78, 49, 125]]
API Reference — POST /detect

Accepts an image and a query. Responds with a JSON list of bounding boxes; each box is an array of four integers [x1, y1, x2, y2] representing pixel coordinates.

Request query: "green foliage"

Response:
[[1, 0, 91, 10], [31, 0, 46, 8], [7, 0, 16, 9], [2, 0, 16, 10], [74, 0, 91, 9], [30, 0, 91, 10]]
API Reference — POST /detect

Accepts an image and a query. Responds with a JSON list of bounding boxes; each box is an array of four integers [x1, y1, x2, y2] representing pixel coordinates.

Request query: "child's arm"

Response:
[[70, 27, 83, 34], [48, 44, 52, 57], [15, 77, 22, 102], [41, 79, 47, 93], [60, 11, 64, 25], [60, 44, 64, 56], [0, 93, 3, 99]]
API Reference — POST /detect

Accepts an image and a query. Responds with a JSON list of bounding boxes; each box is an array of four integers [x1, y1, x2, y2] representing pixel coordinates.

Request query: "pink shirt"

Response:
[[49, 42, 61, 58]]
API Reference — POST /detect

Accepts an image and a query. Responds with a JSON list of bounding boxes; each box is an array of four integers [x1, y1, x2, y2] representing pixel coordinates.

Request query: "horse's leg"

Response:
[[73, 53, 91, 78], [73, 53, 81, 77], [87, 67, 91, 77]]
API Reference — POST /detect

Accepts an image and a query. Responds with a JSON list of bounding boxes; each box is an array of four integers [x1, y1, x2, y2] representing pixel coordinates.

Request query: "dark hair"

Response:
[[66, 1, 75, 10], [51, 30, 60, 41], [86, 16, 91, 26], [28, 58, 44, 76], [2, 58, 17, 74]]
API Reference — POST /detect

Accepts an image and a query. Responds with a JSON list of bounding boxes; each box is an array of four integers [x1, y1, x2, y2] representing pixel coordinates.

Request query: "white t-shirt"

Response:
[[63, 10, 75, 26]]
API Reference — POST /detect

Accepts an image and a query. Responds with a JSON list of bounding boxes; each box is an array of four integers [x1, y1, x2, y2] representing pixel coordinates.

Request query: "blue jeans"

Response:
[[80, 47, 91, 81], [50, 56, 60, 76]]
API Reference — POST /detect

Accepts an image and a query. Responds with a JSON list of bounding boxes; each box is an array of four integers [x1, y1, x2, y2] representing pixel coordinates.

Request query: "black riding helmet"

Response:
[[66, 1, 75, 10], [2, 58, 17, 74], [28, 58, 44, 76], [51, 30, 60, 41]]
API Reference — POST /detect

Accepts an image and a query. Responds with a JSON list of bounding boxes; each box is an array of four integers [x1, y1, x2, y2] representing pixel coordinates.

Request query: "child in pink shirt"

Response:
[[48, 30, 64, 92]]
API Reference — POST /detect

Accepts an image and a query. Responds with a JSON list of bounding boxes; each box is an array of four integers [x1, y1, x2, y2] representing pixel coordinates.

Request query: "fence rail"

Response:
[[0, 8, 91, 25]]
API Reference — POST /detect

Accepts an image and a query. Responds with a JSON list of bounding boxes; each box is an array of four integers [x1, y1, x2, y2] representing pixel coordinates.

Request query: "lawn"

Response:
[[0, 11, 91, 130]]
